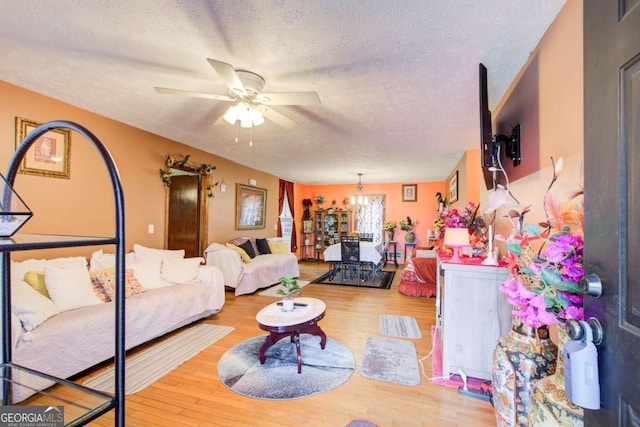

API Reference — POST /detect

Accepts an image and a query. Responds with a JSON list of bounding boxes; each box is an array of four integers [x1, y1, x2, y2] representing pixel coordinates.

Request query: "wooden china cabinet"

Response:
[[313, 209, 351, 254]]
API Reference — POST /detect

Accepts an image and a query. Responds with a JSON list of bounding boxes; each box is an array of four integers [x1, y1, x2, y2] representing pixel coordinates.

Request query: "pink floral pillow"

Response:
[[90, 268, 145, 301]]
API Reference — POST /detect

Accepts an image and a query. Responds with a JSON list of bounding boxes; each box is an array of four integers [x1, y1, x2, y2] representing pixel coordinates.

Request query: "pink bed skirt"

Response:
[[398, 279, 436, 297]]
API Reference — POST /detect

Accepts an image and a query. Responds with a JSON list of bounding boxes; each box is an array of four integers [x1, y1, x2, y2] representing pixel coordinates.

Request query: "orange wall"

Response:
[[480, 0, 583, 247], [294, 181, 445, 262], [0, 81, 282, 259], [2, 0, 581, 265]]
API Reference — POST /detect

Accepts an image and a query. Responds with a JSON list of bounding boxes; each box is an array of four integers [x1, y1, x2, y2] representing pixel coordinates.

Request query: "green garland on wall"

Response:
[[159, 154, 219, 197]]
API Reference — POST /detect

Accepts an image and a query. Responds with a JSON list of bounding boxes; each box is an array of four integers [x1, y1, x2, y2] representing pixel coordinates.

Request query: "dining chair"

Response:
[[364, 240, 389, 285], [340, 235, 361, 284], [360, 233, 374, 242]]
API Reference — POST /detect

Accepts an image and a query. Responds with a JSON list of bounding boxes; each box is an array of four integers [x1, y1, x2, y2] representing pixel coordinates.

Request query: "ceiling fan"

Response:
[[154, 58, 321, 129]]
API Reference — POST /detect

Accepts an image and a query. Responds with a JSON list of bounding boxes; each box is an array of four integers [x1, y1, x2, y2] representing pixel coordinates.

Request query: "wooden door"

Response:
[[584, 1, 640, 424], [166, 174, 202, 258]]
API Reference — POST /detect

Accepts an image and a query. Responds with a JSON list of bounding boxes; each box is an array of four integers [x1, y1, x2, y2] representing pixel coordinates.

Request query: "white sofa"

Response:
[[6, 244, 225, 402], [204, 237, 299, 296]]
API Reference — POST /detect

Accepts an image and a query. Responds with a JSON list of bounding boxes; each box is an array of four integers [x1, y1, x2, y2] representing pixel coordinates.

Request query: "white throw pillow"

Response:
[[133, 244, 185, 263], [11, 256, 87, 282], [129, 260, 167, 290], [161, 257, 204, 285], [89, 249, 135, 271], [11, 279, 60, 331], [44, 265, 103, 311]]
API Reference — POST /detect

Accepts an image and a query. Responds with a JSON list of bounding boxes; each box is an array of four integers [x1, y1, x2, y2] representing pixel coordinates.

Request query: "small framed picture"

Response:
[[303, 220, 313, 233], [448, 171, 459, 203], [15, 117, 71, 179], [402, 184, 417, 202]]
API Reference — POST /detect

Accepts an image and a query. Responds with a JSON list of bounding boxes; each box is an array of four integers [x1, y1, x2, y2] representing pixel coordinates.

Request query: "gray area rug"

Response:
[[83, 323, 234, 394], [360, 336, 421, 386], [218, 334, 355, 400], [379, 315, 422, 339]]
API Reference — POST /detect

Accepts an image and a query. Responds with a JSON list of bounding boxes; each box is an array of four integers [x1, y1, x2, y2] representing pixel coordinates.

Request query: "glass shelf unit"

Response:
[[1, 363, 116, 425], [1, 121, 126, 426]]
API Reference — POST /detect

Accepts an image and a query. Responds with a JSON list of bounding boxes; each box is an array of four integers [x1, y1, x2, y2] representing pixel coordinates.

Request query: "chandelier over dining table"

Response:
[[350, 173, 368, 205]]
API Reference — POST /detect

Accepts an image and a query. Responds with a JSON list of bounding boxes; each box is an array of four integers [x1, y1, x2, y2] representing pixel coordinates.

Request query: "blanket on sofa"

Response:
[[10, 280, 224, 402], [205, 239, 300, 296], [6, 246, 226, 402], [398, 254, 437, 297]]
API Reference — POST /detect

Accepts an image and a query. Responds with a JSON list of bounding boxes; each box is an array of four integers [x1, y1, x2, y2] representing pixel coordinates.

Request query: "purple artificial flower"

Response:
[[560, 291, 584, 305], [558, 305, 584, 321]]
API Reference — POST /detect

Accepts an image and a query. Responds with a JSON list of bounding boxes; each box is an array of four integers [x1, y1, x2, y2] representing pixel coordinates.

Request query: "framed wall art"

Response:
[[15, 117, 71, 179], [303, 220, 313, 233], [236, 183, 267, 230], [448, 170, 459, 204], [402, 184, 417, 202]]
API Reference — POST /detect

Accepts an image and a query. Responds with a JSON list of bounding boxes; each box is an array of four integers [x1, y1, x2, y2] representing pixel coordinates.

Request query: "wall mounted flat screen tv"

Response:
[[479, 63, 521, 189]]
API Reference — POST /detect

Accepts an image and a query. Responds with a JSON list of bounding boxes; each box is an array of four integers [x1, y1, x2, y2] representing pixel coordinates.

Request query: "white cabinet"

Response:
[[437, 259, 512, 381]]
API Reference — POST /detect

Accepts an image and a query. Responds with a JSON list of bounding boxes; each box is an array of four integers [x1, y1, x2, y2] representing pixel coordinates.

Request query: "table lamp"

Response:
[[443, 227, 470, 263]]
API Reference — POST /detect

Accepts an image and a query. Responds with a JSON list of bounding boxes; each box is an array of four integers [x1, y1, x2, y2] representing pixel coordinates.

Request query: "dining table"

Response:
[[322, 240, 384, 284], [322, 241, 383, 264]]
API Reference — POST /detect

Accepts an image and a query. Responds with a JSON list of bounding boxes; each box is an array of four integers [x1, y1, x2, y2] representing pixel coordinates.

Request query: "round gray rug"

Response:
[[217, 334, 355, 400]]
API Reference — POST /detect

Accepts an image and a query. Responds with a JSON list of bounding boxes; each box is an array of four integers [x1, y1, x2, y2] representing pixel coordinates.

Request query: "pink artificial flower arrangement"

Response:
[[501, 226, 584, 328], [492, 156, 585, 328], [434, 202, 478, 230]]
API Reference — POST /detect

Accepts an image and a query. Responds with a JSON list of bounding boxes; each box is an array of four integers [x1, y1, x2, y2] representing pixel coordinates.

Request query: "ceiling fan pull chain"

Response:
[[249, 126, 253, 147], [234, 122, 239, 143]]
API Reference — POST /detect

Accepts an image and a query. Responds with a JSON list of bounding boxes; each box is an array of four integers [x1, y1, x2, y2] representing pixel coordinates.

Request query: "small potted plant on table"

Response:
[[277, 275, 303, 311]]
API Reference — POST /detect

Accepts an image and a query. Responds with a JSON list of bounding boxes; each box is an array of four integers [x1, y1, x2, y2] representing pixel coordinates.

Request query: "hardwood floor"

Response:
[[60, 262, 497, 426]]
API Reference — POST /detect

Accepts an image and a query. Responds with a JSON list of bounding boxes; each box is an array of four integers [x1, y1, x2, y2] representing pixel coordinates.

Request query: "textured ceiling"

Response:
[[0, 0, 566, 185]]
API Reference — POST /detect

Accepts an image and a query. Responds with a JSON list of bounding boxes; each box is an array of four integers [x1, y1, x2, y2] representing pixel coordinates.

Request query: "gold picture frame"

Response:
[[402, 184, 417, 202], [236, 183, 267, 230], [15, 117, 71, 179], [448, 170, 459, 203]]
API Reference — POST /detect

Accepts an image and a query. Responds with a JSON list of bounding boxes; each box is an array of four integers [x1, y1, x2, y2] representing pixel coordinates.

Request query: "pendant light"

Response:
[[350, 173, 368, 205]]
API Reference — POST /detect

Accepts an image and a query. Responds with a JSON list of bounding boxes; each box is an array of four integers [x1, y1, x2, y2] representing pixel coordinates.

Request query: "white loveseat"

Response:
[[6, 244, 225, 402], [204, 237, 299, 296]]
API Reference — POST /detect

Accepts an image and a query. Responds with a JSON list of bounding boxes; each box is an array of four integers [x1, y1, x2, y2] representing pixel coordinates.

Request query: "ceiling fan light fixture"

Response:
[[224, 102, 264, 128], [250, 107, 265, 126], [223, 103, 244, 125]]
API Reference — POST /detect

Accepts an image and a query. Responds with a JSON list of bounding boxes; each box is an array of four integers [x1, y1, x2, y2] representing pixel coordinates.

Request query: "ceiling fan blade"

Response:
[[261, 107, 298, 129], [207, 58, 247, 97], [154, 87, 235, 101], [257, 92, 321, 106]]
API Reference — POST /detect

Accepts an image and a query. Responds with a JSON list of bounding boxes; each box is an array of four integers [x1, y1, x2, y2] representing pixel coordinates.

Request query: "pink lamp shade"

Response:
[[443, 227, 470, 263]]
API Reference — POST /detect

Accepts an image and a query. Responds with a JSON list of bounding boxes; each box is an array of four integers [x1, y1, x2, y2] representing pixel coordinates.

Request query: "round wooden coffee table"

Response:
[[256, 297, 327, 373]]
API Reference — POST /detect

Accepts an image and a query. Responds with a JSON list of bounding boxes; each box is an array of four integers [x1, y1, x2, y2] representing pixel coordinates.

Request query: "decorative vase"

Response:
[[388, 230, 395, 241], [493, 317, 558, 427], [528, 325, 584, 426], [282, 297, 294, 312], [405, 231, 415, 243]]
